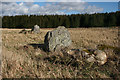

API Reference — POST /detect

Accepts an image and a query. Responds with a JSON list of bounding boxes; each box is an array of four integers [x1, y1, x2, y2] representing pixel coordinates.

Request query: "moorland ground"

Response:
[[1, 28, 120, 78]]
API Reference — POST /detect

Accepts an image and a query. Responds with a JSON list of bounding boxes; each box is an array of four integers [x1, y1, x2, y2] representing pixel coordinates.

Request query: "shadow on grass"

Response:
[[43, 54, 81, 68], [28, 43, 46, 51]]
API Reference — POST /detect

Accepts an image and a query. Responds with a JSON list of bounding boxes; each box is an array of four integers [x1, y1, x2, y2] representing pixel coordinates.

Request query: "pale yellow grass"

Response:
[[1, 28, 119, 78]]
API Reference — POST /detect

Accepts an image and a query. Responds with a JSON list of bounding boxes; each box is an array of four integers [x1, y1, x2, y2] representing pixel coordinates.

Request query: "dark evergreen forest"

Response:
[[2, 11, 120, 28]]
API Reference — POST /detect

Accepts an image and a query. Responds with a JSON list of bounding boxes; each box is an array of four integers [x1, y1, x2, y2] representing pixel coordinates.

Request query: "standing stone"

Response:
[[31, 25, 40, 33], [44, 26, 72, 52]]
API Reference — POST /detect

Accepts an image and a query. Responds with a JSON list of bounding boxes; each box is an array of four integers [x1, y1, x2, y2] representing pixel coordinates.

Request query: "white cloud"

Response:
[[0, 2, 1, 15], [57, 2, 87, 12], [45, 0, 84, 2], [1, 2, 104, 16], [84, 5, 103, 14], [25, 2, 34, 7], [1, 0, 119, 2], [0, 0, 84, 2], [29, 4, 40, 13], [1, 0, 34, 2]]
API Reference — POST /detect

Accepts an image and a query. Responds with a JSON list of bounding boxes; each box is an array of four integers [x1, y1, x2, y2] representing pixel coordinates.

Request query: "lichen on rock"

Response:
[[44, 26, 72, 52]]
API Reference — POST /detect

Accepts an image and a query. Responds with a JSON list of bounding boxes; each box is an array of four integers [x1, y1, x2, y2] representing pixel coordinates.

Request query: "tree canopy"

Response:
[[2, 11, 120, 28]]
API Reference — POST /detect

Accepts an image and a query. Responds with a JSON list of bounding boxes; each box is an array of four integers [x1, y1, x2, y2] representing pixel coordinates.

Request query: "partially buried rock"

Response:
[[87, 54, 95, 62], [66, 48, 107, 65], [31, 25, 40, 33], [94, 50, 107, 65], [19, 29, 28, 34], [44, 26, 72, 52]]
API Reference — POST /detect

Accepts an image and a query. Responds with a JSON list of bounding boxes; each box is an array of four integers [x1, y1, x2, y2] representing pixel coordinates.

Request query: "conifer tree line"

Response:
[[2, 11, 120, 28]]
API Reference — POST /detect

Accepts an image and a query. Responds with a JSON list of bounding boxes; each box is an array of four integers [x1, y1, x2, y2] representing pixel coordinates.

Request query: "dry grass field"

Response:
[[1, 28, 120, 79]]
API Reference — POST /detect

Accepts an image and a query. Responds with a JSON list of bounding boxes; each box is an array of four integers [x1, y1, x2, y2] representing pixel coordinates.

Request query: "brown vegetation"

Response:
[[1, 28, 120, 78]]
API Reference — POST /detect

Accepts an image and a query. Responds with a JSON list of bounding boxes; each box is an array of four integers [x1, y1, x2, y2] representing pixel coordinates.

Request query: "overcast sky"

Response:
[[0, 0, 119, 16]]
